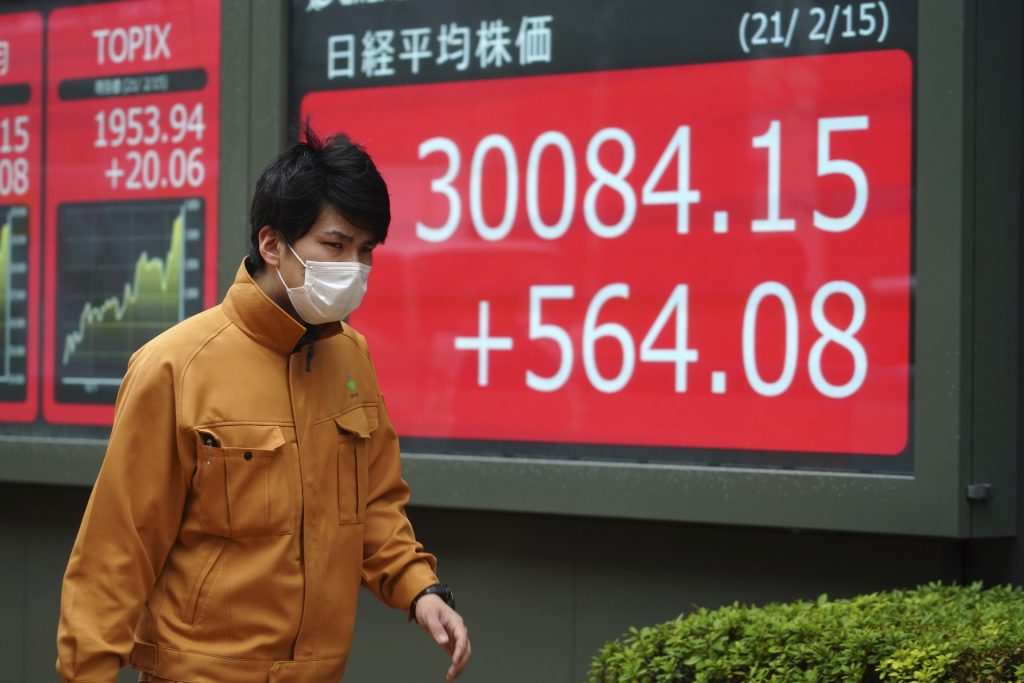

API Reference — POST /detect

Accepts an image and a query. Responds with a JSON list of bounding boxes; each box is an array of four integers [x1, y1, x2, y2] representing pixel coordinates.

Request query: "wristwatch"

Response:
[[409, 583, 456, 622]]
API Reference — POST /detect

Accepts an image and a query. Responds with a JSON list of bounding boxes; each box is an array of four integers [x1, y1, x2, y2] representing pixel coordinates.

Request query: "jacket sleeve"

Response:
[[359, 391, 440, 614], [56, 346, 190, 682]]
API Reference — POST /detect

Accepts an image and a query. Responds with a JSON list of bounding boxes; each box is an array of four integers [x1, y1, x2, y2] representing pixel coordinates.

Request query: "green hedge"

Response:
[[588, 582, 1024, 683]]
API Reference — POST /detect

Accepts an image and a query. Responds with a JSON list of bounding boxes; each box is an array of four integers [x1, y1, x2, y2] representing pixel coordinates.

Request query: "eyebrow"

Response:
[[323, 228, 377, 246], [323, 228, 353, 240]]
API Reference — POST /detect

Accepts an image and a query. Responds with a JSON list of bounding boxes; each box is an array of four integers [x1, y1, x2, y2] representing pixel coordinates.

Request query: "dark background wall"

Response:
[[0, 481, 994, 683]]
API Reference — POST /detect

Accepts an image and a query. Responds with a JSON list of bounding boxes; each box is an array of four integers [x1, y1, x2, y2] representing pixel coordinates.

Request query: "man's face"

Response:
[[272, 205, 378, 290]]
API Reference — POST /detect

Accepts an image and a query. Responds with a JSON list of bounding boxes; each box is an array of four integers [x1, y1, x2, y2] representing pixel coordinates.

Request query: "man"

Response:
[[56, 125, 471, 683]]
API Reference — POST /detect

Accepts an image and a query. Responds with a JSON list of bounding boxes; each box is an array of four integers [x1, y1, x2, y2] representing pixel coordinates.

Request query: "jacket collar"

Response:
[[222, 258, 343, 355]]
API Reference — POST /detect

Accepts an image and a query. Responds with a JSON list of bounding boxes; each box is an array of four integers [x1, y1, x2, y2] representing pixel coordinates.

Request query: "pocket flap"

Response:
[[194, 424, 286, 452], [334, 404, 379, 439]]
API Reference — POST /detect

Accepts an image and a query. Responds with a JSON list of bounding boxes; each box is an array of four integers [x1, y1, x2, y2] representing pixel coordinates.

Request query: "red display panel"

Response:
[[0, 12, 42, 423], [43, 0, 219, 425], [303, 51, 912, 456]]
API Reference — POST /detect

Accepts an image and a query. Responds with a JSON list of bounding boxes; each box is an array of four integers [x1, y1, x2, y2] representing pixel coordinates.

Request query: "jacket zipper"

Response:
[[305, 341, 314, 372]]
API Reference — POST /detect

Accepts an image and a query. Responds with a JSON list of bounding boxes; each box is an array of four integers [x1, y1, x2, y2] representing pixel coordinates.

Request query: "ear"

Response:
[[258, 226, 284, 268]]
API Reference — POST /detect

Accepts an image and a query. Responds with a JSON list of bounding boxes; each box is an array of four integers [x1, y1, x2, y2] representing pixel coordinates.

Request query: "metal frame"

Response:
[[0, 0, 1018, 539]]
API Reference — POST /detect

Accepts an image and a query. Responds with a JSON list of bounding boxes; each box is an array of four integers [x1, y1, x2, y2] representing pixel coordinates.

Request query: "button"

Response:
[[244, 451, 253, 461]]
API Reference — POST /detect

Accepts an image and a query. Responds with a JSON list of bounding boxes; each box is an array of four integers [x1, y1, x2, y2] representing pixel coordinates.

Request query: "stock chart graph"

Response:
[[0, 205, 28, 403], [56, 198, 204, 404]]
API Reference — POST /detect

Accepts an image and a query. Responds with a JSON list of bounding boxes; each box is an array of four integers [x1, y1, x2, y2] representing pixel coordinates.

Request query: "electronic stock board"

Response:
[[291, 0, 916, 473], [0, 0, 219, 436], [288, 0, 1019, 536]]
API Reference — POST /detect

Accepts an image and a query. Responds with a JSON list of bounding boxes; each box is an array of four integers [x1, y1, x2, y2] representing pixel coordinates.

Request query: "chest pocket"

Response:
[[193, 426, 295, 538], [334, 404, 378, 525]]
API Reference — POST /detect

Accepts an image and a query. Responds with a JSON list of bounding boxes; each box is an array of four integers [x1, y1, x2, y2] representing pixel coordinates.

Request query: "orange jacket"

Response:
[[56, 261, 439, 683]]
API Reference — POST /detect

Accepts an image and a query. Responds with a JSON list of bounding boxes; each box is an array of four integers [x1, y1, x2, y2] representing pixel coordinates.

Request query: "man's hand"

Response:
[[414, 594, 472, 681]]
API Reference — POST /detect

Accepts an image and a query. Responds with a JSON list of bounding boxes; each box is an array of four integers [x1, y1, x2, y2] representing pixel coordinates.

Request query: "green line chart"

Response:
[[0, 205, 28, 402], [56, 199, 204, 405]]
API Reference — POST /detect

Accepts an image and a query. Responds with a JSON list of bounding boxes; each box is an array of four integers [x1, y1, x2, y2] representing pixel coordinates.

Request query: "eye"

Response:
[[361, 244, 377, 253]]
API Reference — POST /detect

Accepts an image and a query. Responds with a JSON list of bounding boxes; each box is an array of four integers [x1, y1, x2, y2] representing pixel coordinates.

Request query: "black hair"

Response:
[[248, 120, 390, 270]]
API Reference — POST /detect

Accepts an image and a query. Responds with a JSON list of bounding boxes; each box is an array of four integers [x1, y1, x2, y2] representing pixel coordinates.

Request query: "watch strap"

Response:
[[409, 583, 456, 622]]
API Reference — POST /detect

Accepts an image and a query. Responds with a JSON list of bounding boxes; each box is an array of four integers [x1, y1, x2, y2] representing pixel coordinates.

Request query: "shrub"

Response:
[[587, 582, 1024, 683]]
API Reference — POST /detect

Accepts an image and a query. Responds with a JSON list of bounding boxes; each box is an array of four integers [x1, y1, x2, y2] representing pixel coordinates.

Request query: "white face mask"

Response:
[[277, 244, 370, 324]]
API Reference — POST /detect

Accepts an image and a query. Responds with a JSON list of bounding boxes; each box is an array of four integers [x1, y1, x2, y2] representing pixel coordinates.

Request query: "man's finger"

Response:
[[459, 638, 472, 669], [451, 622, 468, 666], [426, 612, 450, 647], [446, 620, 471, 680], [447, 642, 472, 682]]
